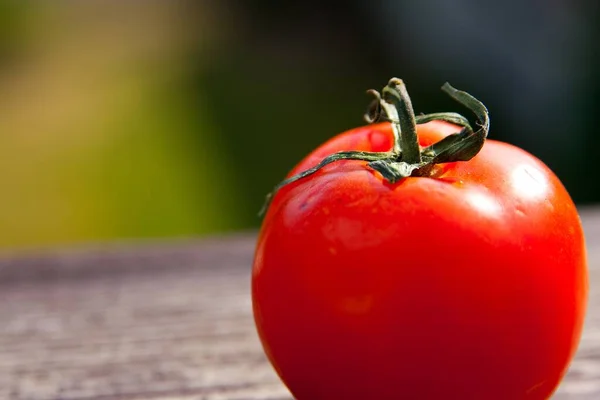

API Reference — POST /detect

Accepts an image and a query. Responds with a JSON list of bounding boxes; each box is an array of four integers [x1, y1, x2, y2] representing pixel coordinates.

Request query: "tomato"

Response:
[[251, 79, 587, 400]]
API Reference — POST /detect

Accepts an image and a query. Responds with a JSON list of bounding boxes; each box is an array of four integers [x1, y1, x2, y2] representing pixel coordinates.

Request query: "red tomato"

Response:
[[252, 82, 587, 400]]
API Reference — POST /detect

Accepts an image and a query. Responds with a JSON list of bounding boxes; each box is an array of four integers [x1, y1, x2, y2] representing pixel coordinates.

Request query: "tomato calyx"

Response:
[[259, 78, 490, 216], [364, 79, 489, 182]]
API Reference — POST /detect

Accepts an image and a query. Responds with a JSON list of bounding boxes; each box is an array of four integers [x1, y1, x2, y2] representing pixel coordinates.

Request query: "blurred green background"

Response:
[[0, 1, 597, 250]]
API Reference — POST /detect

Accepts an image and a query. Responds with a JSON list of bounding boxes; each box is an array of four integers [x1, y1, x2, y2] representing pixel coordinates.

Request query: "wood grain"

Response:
[[1, 209, 599, 400]]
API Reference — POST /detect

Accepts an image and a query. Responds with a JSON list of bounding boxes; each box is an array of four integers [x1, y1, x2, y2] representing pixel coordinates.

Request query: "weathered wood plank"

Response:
[[0, 254, 288, 399], [1, 208, 599, 400]]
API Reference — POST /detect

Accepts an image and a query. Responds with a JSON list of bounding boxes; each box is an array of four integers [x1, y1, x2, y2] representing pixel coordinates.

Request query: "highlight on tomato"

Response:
[[252, 77, 588, 400]]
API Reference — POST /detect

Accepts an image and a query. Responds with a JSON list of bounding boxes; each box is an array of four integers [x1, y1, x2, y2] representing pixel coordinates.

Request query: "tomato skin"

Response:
[[252, 121, 587, 400]]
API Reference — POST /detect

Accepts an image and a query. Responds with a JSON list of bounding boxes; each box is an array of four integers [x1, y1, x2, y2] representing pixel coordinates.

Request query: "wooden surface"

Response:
[[1, 209, 600, 400]]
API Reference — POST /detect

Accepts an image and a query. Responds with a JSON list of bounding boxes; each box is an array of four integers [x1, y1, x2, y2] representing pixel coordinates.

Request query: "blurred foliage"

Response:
[[0, 1, 597, 249], [0, 2, 242, 248]]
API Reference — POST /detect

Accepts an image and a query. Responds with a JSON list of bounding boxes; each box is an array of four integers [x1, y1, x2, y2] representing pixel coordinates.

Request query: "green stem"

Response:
[[421, 83, 490, 163], [259, 150, 391, 216], [258, 79, 490, 217], [441, 82, 489, 138], [382, 78, 421, 164], [416, 112, 472, 130]]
